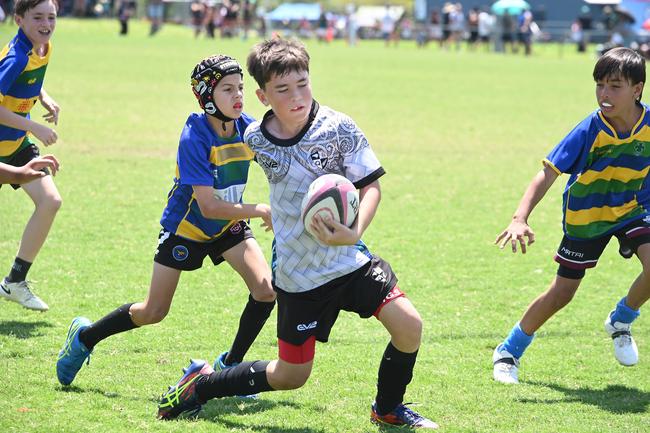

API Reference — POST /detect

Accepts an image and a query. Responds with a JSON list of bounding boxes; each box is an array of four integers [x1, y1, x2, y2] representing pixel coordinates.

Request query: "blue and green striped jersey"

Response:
[[545, 103, 650, 240], [160, 112, 255, 242], [0, 28, 51, 157]]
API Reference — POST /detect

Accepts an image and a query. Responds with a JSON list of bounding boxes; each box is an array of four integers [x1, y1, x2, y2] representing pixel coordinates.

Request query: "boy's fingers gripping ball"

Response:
[[301, 174, 359, 241]]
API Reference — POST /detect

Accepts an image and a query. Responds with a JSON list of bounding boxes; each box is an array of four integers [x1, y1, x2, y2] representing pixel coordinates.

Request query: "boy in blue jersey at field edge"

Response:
[[493, 47, 650, 384], [0, 0, 61, 312], [56, 55, 276, 388], [157, 38, 438, 429]]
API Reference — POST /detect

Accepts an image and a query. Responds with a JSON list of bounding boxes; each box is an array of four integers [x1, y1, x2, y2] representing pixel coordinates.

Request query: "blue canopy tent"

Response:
[[266, 3, 322, 22]]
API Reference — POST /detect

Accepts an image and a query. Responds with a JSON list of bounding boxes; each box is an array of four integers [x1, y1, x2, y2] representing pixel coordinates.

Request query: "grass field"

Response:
[[0, 19, 649, 433]]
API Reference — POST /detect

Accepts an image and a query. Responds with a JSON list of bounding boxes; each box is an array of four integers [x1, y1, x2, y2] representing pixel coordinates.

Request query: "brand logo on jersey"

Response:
[[230, 222, 243, 234], [172, 245, 189, 261], [635, 142, 646, 156], [257, 154, 278, 170], [310, 147, 329, 169], [370, 266, 387, 283], [28, 78, 37, 85], [297, 321, 317, 331]]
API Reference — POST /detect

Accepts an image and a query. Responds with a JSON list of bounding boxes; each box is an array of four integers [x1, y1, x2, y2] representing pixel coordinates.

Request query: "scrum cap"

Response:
[[190, 55, 243, 123]]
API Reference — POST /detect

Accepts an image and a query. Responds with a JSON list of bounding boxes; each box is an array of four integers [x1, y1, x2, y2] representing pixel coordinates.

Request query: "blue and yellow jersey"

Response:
[[160, 112, 255, 242], [0, 29, 51, 157], [545, 103, 650, 240]]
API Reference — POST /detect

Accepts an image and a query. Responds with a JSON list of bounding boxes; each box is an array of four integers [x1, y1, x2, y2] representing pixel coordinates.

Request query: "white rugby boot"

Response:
[[493, 345, 520, 384], [604, 313, 638, 366], [0, 278, 49, 311]]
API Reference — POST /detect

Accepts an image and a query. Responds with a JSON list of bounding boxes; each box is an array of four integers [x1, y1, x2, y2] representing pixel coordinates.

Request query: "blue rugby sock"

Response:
[[609, 297, 640, 324], [501, 322, 534, 359]]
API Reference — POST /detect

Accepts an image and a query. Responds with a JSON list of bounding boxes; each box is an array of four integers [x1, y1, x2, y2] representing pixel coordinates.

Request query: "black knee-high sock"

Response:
[[225, 295, 275, 365], [7, 257, 32, 282], [196, 360, 273, 400], [375, 342, 418, 415], [78, 303, 138, 350]]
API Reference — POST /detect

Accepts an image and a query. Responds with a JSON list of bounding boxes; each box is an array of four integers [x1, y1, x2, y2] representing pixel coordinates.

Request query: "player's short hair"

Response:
[[15, 0, 58, 17], [247, 38, 310, 89], [593, 47, 645, 87]]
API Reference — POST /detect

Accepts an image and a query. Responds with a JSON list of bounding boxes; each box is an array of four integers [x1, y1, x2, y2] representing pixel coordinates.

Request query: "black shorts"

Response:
[[555, 217, 650, 279], [275, 255, 398, 346], [154, 221, 254, 271], [0, 139, 44, 190]]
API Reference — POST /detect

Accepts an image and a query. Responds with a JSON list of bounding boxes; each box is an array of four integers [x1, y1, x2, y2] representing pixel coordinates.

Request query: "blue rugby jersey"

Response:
[[160, 112, 255, 242], [544, 103, 650, 240], [0, 29, 51, 157]]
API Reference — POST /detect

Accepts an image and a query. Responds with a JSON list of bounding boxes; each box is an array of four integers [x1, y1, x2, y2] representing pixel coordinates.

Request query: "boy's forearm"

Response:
[[0, 106, 38, 132], [0, 162, 20, 184], [513, 166, 558, 223], [356, 181, 381, 237]]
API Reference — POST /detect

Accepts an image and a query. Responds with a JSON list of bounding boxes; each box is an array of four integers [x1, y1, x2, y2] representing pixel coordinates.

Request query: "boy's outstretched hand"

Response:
[[40, 93, 60, 125], [8, 154, 60, 184], [495, 220, 535, 254], [32, 123, 58, 146], [257, 204, 273, 232], [310, 214, 359, 246]]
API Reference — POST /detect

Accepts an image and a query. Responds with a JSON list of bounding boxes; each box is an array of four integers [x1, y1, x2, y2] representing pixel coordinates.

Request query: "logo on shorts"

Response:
[[370, 266, 387, 283], [172, 245, 189, 261], [297, 321, 317, 331], [560, 247, 584, 258], [230, 222, 243, 234]]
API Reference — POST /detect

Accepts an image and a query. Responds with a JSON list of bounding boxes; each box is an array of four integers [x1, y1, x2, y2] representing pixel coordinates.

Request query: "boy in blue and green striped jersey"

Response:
[[0, 0, 61, 312], [493, 47, 650, 384]]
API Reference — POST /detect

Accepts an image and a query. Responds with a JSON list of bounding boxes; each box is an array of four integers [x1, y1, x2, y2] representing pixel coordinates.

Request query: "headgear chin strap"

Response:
[[190, 55, 243, 129]]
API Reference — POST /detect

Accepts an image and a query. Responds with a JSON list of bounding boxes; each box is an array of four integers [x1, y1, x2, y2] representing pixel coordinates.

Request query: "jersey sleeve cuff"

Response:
[[353, 167, 385, 189], [542, 159, 561, 175]]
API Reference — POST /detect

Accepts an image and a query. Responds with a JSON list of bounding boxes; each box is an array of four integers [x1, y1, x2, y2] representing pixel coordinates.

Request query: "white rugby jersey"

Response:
[[245, 102, 385, 293]]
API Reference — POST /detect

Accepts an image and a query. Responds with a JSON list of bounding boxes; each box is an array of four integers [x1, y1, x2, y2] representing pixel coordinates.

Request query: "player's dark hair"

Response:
[[15, 0, 58, 17], [593, 47, 646, 100], [247, 38, 310, 89]]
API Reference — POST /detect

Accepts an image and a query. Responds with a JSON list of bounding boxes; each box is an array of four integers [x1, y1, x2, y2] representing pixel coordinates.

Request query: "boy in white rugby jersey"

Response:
[[158, 38, 438, 430]]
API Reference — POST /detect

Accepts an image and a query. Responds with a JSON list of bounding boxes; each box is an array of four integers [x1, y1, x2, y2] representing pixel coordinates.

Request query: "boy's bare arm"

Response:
[[39, 88, 60, 125], [0, 154, 59, 184], [192, 185, 273, 231], [495, 164, 559, 254], [0, 105, 58, 145]]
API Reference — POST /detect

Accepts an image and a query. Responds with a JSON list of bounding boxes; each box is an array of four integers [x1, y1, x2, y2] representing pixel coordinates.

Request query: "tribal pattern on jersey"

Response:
[[245, 104, 385, 293], [545, 103, 650, 240], [160, 112, 255, 242], [0, 29, 51, 157]]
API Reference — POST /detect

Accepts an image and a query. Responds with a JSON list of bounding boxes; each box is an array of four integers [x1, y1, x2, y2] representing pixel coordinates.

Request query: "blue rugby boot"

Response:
[[371, 402, 439, 429], [56, 317, 92, 385], [213, 351, 258, 399], [158, 359, 215, 420]]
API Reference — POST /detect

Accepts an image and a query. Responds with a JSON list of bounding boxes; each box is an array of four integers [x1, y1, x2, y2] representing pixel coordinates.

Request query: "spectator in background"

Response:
[[316, 10, 327, 42], [478, 6, 493, 51], [441, 2, 452, 49], [380, 5, 396, 47], [577, 5, 592, 52], [429, 9, 442, 46], [502, 10, 516, 53], [518, 9, 533, 56], [241, 0, 254, 40], [147, 0, 164, 36], [346, 4, 358, 46], [117, 0, 136, 35], [467, 6, 479, 50], [190, 0, 205, 38]]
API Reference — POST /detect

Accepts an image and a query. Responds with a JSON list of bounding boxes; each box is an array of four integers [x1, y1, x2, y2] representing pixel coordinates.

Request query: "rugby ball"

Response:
[[301, 174, 359, 239]]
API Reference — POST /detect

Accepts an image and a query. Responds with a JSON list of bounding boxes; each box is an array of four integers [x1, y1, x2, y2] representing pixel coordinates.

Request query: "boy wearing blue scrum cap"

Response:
[[56, 55, 276, 388], [0, 0, 61, 312], [494, 47, 650, 384]]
